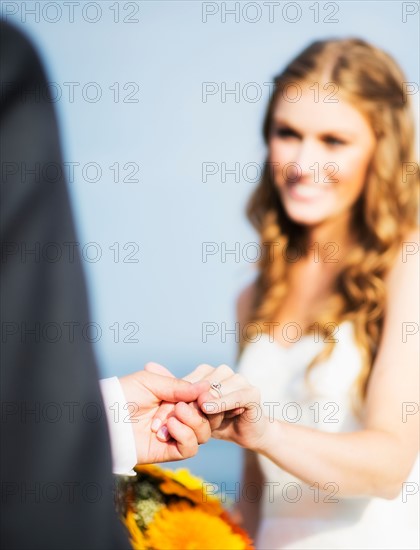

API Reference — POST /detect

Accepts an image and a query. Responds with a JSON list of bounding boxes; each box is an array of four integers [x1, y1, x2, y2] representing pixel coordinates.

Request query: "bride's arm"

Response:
[[234, 285, 263, 539], [198, 230, 420, 499]]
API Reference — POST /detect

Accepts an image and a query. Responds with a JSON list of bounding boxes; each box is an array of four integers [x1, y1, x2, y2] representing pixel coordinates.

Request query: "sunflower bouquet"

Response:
[[115, 464, 254, 550]]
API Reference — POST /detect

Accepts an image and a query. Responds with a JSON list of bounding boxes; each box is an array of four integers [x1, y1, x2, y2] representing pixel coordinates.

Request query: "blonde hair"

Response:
[[243, 38, 419, 415]]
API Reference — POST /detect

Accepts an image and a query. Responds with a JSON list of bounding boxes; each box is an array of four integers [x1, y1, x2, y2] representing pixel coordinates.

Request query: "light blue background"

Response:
[[3, 0, 419, 486]]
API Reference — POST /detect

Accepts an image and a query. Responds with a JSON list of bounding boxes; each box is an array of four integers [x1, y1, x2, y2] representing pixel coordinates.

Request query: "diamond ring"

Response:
[[210, 382, 222, 398]]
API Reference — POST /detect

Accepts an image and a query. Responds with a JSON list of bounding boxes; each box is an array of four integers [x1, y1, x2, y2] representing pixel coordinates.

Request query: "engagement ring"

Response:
[[210, 382, 222, 398]]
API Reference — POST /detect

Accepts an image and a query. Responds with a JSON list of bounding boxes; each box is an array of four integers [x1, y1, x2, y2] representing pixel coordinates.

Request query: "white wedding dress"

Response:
[[237, 320, 419, 550]]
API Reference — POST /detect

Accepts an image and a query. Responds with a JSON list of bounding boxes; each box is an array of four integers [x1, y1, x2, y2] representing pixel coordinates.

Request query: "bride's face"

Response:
[[268, 82, 376, 227]]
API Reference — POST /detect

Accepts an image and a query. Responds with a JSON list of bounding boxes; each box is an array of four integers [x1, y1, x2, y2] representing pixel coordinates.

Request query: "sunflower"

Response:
[[159, 478, 221, 512], [122, 465, 255, 549], [164, 468, 207, 490], [135, 465, 221, 511], [124, 509, 148, 550], [220, 511, 255, 550], [136, 465, 209, 492], [145, 502, 249, 550]]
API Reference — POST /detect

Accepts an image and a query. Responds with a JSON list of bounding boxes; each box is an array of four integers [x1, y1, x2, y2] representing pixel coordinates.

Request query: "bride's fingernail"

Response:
[[203, 402, 216, 413], [157, 426, 169, 440], [151, 418, 162, 432]]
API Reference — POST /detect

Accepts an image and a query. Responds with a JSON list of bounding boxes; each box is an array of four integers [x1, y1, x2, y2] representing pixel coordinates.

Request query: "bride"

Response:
[[197, 38, 419, 549], [150, 37, 419, 549]]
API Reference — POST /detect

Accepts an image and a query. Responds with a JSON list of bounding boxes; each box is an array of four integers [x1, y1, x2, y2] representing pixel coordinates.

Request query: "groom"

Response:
[[0, 20, 212, 550]]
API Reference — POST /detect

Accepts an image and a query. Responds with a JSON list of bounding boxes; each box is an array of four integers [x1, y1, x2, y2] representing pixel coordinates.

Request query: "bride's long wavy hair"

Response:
[[242, 38, 419, 415]]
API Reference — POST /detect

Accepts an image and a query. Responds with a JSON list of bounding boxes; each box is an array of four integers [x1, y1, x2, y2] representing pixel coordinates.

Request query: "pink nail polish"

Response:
[[157, 425, 169, 440]]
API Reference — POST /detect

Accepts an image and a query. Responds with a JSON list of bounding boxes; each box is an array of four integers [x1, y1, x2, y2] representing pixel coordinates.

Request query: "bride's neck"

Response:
[[303, 214, 356, 262]]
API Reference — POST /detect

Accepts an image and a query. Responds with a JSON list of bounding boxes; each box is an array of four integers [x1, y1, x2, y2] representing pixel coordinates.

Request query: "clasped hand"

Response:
[[119, 362, 269, 466]]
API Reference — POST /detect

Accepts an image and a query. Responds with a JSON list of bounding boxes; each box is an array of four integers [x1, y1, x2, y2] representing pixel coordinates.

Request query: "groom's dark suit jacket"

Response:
[[0, 21, 131, 549]]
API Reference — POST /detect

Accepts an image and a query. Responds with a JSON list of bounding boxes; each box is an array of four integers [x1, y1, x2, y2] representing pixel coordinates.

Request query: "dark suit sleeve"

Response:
[[0, 21, 131, 550]]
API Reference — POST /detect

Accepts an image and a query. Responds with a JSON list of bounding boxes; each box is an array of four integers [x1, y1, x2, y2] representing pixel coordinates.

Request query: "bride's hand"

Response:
[[193, 364, 270, 451], [149, 363, 270, 451]]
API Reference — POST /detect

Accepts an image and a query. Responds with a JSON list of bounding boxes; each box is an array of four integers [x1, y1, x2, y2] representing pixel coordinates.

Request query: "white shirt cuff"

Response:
[[99, 376, 137, 476]]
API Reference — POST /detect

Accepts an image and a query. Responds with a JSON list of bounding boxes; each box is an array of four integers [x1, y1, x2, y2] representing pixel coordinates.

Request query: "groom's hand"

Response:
[[118, 367, 211, 464]]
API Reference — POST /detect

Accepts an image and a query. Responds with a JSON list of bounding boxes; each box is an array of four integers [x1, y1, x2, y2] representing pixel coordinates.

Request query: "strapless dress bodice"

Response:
[[236, 321, 419, 549]]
